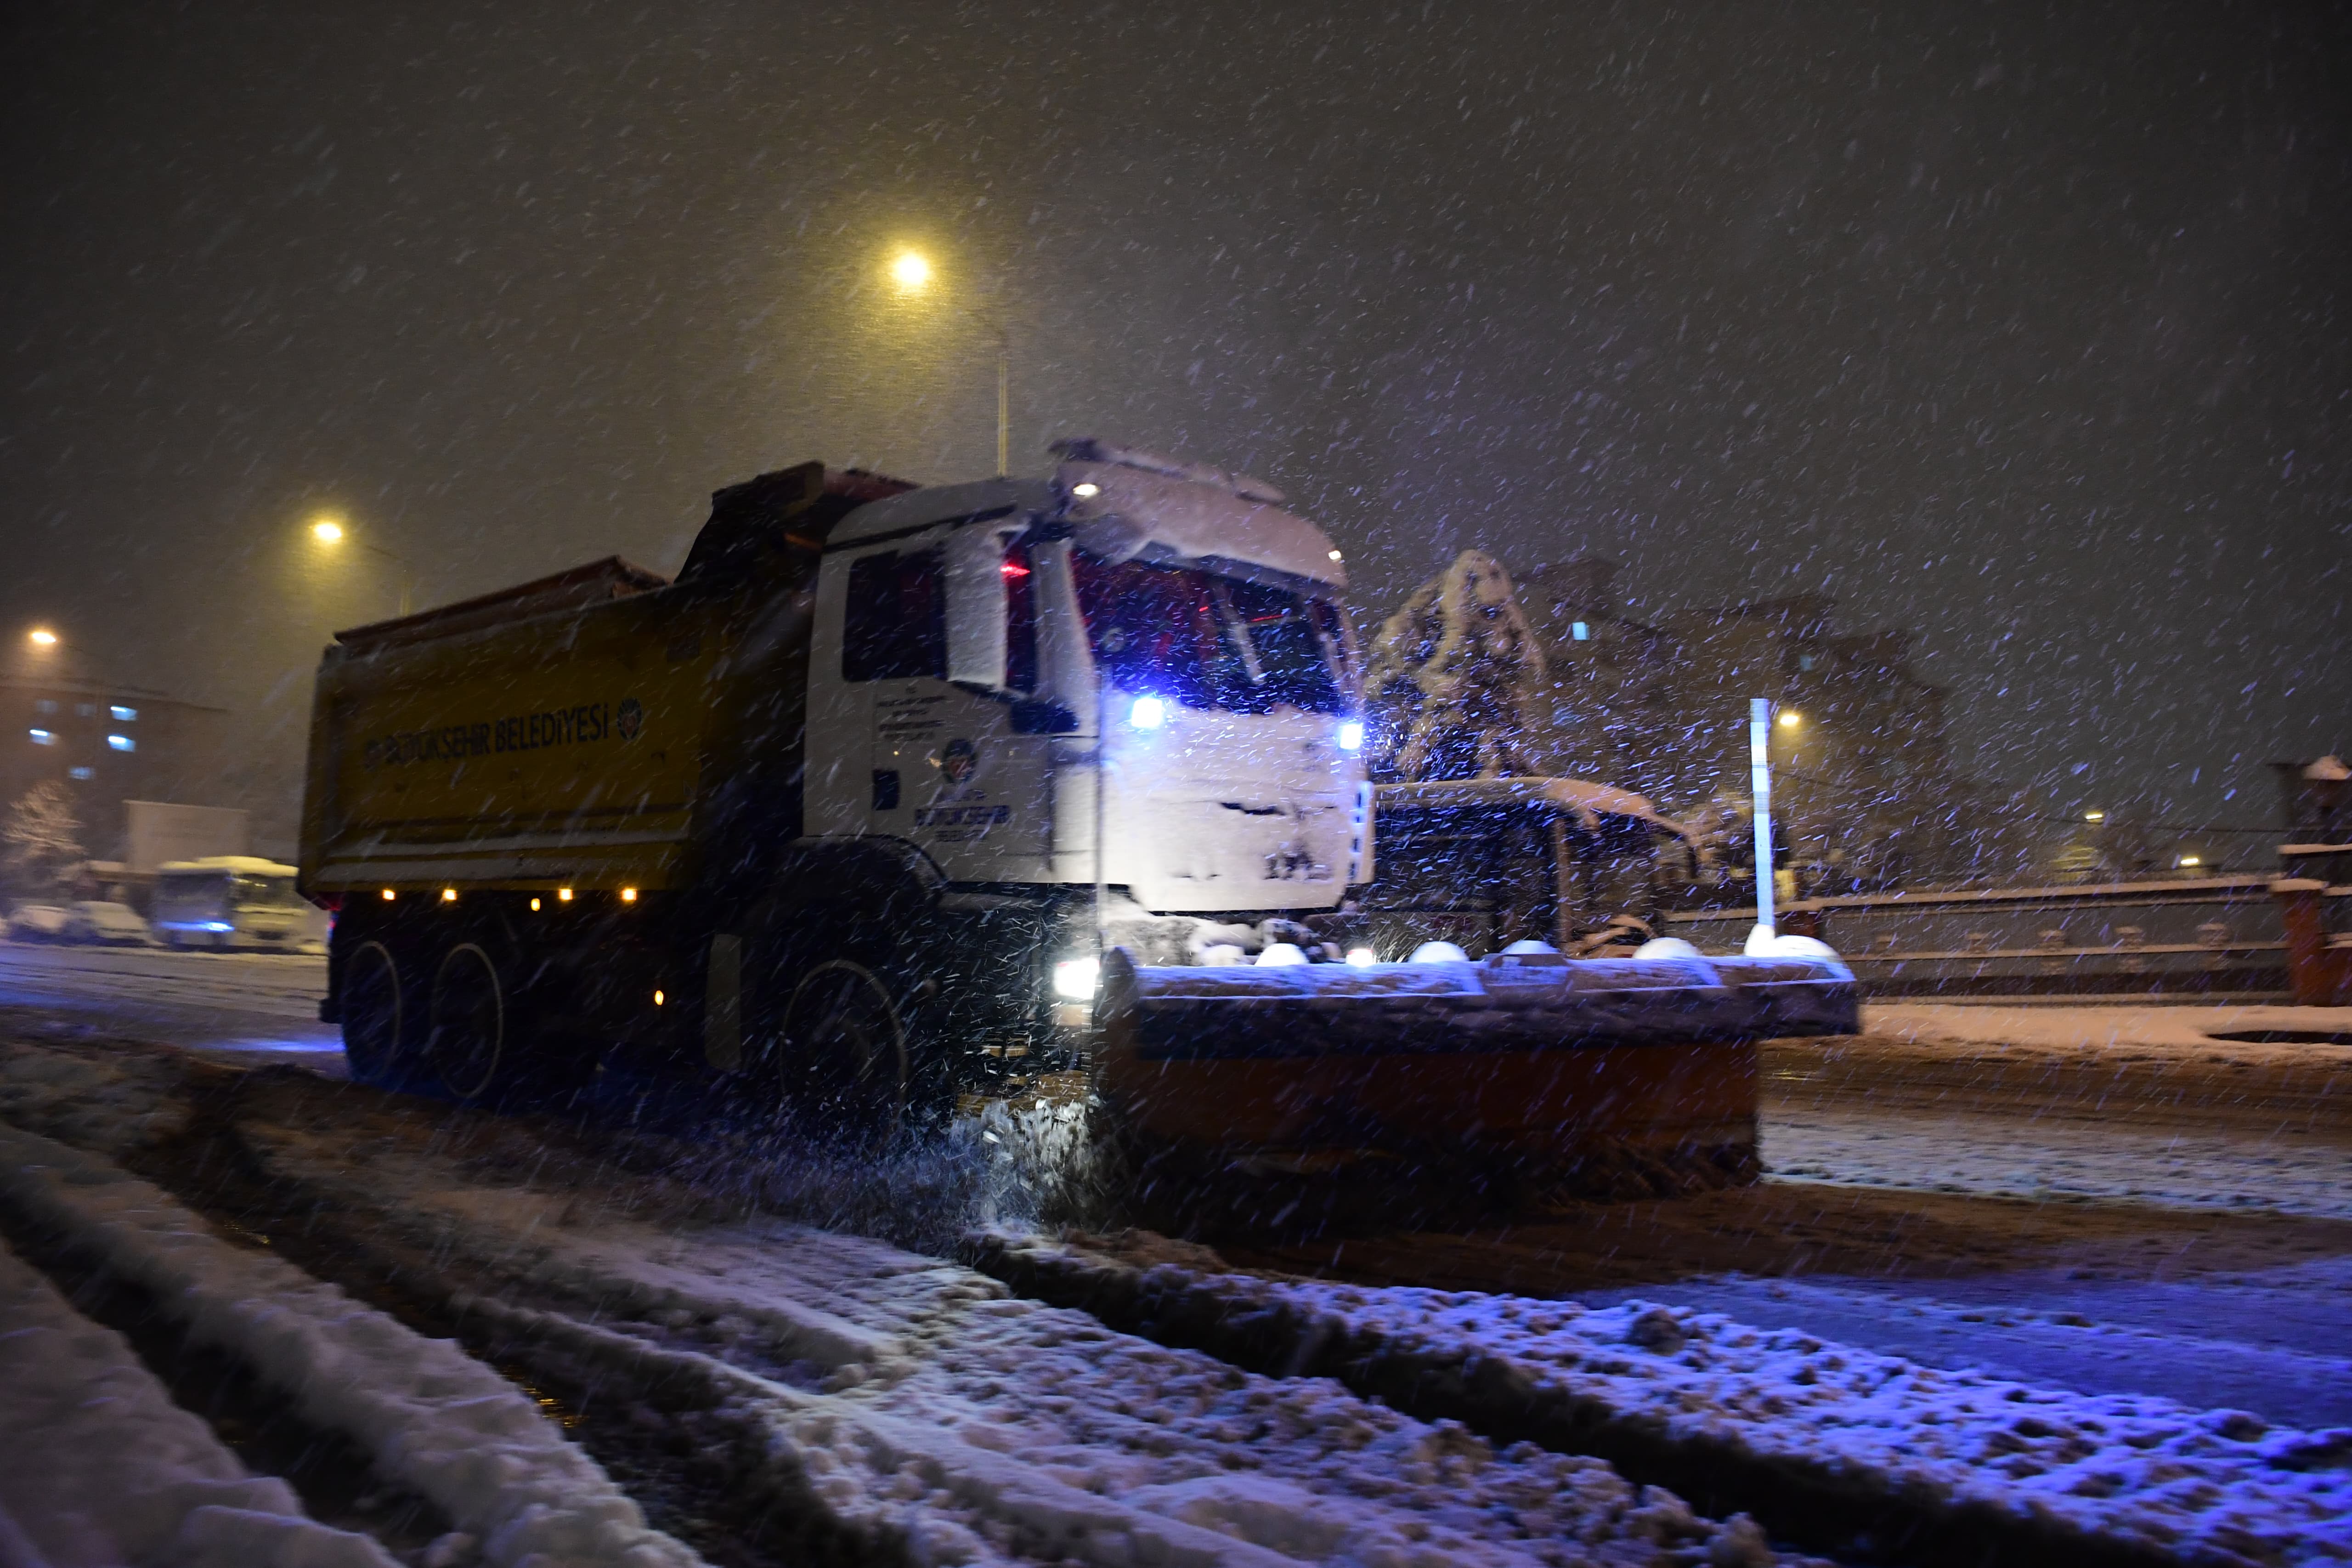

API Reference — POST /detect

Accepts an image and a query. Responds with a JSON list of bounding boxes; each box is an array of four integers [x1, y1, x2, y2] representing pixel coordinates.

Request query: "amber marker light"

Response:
[[558, 888, 574, 902], [653, 989, 666, 1006], [440, 888, 457, 903], [530, 897, 542, 911], [620, 887, 639, 903]]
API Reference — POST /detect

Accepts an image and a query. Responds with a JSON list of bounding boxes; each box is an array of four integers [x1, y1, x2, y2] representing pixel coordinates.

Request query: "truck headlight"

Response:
[[1337, 719, 1364, 752], [1128, 696, 1167, 730], [1052, 956, 1100, 1000]]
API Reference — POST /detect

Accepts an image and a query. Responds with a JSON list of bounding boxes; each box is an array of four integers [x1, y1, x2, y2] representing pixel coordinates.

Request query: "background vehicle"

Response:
[[6, 904, 72, 943], [1357, 777, 1699, 958], [153, 857, 329, 952], [60, 901, 154, 945]]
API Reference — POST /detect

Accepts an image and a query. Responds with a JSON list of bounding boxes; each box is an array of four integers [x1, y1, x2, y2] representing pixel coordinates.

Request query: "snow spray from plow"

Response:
[[1095, 944, 1860, 1228]]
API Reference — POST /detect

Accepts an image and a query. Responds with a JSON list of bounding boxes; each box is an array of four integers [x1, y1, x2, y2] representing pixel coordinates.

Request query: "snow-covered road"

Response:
[[0, 940, 340, 1060], [4, 977, 2352, 1564]]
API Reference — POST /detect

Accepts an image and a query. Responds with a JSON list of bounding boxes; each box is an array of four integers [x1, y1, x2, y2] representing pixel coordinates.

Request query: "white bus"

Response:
[[151, 857, 330, 953]]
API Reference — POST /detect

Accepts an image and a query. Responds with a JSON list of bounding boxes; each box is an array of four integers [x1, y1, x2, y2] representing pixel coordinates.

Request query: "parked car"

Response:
[[6, 904, 72, 942], [62, 901, 154, 946]]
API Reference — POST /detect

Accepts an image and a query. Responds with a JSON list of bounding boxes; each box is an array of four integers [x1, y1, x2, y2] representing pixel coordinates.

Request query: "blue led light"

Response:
[[1337, 719, 1365, 752], [1129, 695, 1168, 730]]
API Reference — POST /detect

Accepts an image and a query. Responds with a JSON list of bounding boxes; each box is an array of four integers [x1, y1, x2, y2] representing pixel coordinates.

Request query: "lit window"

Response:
[[33, 699, 56, 715], [1571, 621, 1590, 641], [107, 734, 135, 752], [68, 766, 93, 781], [110, 706, 136, 722], [28, 729, 54, 745], [74, 703, 95, 717]]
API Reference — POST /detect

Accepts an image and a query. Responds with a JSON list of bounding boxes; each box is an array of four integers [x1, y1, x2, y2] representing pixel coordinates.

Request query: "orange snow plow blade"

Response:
[[1094, 945, 1858, 1229]]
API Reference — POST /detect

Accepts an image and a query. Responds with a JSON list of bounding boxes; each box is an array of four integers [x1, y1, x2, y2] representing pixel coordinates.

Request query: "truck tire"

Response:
[[341, 940, 404, 1088], [427, 942, 506, 1103], [780, 958, 909, 1143]]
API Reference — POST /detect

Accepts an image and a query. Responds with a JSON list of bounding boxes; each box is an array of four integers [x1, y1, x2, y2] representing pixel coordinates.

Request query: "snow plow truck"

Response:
[[300, 440, 1855, 1216]]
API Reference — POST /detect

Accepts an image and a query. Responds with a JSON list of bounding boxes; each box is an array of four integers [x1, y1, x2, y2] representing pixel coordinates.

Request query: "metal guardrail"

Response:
[[1664, 874, 2291, 1001]]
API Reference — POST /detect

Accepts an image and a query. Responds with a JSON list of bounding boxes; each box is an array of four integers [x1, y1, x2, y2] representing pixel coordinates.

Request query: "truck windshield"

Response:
[[1072, 555, 1352, 715]]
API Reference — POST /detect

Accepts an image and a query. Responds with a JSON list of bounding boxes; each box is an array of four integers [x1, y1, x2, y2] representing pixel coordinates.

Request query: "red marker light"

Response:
[[999, 561, 1030, 578]]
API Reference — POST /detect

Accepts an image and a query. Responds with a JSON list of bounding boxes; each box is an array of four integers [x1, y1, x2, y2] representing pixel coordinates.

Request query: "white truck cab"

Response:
[[804, 441, 1370, 926]]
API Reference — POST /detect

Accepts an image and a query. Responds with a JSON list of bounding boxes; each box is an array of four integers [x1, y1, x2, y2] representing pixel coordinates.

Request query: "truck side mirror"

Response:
[[943, 525, 1013, 694]]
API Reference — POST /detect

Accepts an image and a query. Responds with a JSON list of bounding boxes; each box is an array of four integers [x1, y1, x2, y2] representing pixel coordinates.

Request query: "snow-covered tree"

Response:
[[4, 781, 85, 904], [1363, 551, 1549, 781]]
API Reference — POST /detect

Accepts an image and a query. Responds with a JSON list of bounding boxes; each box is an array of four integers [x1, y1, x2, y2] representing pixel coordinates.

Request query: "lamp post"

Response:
[[888, 248, 1011, 477], [20, 625, 115, 685], [309, 513, 415, 616]]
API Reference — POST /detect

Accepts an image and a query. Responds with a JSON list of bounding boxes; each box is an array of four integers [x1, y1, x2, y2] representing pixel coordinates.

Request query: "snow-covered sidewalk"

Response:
[[1858, 1002, 2352, 1062]]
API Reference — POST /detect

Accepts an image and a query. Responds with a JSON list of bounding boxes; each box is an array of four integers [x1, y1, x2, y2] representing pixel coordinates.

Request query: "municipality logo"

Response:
[[616, 697, 644, 741]]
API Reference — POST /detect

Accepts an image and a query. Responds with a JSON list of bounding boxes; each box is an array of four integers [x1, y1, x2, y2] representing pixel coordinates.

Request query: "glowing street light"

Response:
[[2084, 810, 2105, 823], [1776, 709, 1803, 729], [307, 512, 414, 615], [27, 628, 57, 648], [890, 250, 933, 290]]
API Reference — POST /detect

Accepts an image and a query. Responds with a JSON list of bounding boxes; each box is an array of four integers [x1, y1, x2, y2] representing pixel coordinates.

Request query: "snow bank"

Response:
[[0, 1234, 397, 1568], [0, 1033, 190, 1154], [0, 1123, 707, 1568], [970, 1232, 2352, 1568]]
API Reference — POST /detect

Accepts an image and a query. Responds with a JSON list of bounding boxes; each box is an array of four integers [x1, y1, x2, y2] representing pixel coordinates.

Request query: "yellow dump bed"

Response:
[[300, 557, 726, 895]]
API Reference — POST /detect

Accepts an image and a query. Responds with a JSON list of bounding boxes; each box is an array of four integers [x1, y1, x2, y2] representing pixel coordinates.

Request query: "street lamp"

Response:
[[890, 250, 933, 290], [1776, 709, 1803, 729], [27, 628, 57, 648], [307, 512, 415, 616], [885, 247, 1010, 477]]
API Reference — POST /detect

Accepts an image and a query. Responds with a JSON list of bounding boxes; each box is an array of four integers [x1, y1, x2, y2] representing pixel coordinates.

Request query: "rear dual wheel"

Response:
[[337, 936, 507, 1103]]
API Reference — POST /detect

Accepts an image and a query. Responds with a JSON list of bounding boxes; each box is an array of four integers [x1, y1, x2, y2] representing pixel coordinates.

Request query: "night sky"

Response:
[[4, 0, 2346, 843]]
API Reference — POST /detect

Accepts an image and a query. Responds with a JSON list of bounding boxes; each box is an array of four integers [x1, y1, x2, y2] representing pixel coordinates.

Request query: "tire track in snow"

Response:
[[961, 1232, 2352, 1568]]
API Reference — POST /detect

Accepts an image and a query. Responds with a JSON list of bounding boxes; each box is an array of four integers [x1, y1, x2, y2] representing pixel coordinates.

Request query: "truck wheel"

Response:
[[341, 940, 404, 1088], [781, 958, 908, 1143], [427, 943, 505, 1103]]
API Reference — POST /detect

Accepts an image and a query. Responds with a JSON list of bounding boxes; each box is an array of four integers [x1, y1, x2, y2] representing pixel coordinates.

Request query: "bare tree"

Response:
[[1364, 551, 1549, 781], [4, 782, 85, 905]]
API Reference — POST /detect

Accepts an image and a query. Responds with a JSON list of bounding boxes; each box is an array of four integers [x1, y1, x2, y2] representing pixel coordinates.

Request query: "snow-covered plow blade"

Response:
[[1095, 945, 1858, 1228]]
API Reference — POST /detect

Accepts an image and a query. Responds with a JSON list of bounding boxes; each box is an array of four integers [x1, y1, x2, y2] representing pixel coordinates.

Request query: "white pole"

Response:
[[1094, 674, 1109, 960], [1749, 697, 1775, 940]]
